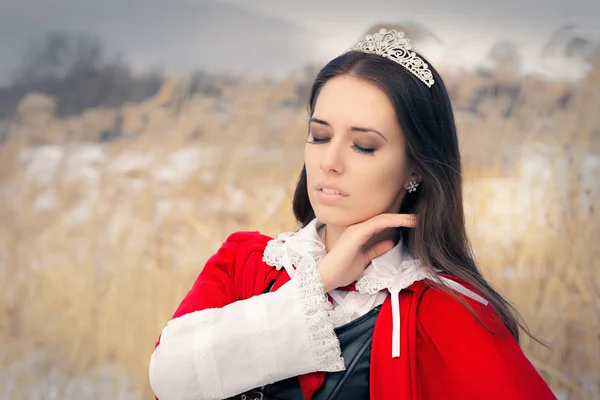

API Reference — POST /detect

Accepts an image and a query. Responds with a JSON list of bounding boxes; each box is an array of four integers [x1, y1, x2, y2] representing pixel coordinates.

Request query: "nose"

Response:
[[319, 139, 345, 174]]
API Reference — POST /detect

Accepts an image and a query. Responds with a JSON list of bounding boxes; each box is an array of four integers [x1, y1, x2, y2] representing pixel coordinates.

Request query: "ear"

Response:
[[405, 171, 422, 187]]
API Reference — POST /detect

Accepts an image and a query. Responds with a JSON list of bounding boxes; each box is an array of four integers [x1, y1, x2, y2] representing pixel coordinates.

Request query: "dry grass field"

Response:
[[0, 59, 598, 399]]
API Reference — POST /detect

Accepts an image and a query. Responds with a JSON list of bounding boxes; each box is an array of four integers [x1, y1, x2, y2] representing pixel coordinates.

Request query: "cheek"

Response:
[[304, 145, 315, 182], [304, 146, 320, 179], [355, 159, 405, 200]]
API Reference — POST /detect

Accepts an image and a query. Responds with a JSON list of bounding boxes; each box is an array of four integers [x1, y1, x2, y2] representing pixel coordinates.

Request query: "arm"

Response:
[[416, 285, 556, 400], [149, 232, 344, 400]]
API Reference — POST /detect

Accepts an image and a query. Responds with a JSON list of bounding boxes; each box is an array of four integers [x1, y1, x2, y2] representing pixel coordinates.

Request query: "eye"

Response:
[[352, 144, 376, 155], [306, 133, 330, 144], [306, 133, 377, 155]]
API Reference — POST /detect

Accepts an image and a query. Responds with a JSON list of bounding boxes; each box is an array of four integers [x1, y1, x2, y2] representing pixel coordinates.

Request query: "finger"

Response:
[[395, 213, 418, 227], [351, 213, 417, 244], [369, 213, 417, 234]]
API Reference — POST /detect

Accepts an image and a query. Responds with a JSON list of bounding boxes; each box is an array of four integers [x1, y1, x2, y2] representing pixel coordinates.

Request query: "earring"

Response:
[[407, 180, 419, 193]]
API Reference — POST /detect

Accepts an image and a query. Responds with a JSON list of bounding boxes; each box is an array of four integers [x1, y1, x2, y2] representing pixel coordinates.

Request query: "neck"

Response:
[[321, 224, 344, 253], [320, 222, 400, 253]]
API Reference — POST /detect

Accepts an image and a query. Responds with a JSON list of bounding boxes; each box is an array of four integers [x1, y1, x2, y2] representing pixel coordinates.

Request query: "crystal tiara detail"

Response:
[[349, 28, 435, 88]]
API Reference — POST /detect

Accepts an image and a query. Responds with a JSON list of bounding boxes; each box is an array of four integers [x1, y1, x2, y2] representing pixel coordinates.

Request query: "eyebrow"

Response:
[[310, 118, 387, 142]]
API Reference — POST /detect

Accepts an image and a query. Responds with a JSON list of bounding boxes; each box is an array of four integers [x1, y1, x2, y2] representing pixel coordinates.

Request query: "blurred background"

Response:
[[0, 0, 598, 399]]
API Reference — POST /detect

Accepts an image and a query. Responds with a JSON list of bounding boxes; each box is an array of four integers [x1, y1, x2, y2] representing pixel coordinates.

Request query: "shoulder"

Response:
[[224, 230, 274, 249], [205, 230, 275, 267], [416, 275, 509, 338], [413, 277, 555, 398], [218, 230, 275, 253]]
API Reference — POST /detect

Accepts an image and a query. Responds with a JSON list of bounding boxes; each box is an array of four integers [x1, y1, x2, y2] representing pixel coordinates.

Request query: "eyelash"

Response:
[[306, 136, 376, 155]]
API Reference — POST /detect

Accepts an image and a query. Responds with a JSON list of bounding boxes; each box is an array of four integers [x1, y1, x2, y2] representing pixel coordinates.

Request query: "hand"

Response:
[[317, 213, 417, 293]]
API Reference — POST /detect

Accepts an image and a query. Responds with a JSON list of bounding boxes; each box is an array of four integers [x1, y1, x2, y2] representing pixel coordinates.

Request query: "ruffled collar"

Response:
[[263, 217, 488, 359], [263, 217, 434, 296], [263, 218, 434, 358]]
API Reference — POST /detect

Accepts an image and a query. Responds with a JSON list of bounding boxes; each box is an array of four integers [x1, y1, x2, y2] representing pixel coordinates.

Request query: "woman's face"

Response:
[[305, 74, 414, 228]]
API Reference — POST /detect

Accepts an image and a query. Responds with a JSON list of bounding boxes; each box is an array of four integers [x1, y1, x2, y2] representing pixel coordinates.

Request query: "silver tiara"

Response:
[[349, 28, 435, 88]]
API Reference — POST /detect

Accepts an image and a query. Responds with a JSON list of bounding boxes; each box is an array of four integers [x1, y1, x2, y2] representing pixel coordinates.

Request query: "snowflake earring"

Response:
[[406, 180, 419, 193]]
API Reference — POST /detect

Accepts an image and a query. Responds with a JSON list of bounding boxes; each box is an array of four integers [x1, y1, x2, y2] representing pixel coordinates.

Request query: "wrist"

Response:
[[318, 266, 335, 293]]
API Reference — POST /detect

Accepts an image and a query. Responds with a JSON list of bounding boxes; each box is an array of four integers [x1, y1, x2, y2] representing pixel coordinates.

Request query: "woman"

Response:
[[149, 29, 556, 400]]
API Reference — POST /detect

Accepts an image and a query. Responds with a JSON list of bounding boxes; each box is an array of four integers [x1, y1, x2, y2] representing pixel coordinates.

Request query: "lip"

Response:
[[316, 189, 347, 204], [315, 182, 348, 205], [316, 182, 348, 196]]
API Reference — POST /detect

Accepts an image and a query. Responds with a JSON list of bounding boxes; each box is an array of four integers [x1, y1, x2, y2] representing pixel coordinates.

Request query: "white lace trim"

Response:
[[262, 238, 287, 270], [356, 260, 433, 295], [294, 255, 345, 372], [263, 237, 303, 278], [263, 236, 344, 372], [263, 231, 325, 276]]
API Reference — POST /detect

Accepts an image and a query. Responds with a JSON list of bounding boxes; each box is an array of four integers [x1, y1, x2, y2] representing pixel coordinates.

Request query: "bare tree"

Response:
[[2, 31, 164, 117], [12, 33, 106, 85], [542, 24, 594, 59]]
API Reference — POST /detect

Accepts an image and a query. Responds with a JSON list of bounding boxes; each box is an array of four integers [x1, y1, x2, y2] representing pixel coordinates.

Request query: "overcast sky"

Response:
[[0, 0, 598, 86]]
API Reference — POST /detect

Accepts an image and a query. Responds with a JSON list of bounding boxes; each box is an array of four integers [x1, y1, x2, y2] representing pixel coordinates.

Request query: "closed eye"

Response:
[[353, 144, 375, 155], [306, 135, 376, 156], [306, 136, 330, 144]]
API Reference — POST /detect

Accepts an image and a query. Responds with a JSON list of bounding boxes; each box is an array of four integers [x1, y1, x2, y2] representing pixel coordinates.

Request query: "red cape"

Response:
[[157, 231, 556, 400]]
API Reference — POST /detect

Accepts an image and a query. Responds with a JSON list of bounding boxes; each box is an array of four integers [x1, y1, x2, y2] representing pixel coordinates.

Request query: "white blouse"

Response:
[[149, 218, 486, 400]]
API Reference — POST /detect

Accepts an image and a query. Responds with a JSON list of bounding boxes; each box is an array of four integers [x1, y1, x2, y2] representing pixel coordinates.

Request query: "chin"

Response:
[[312, 205, 366, 228]]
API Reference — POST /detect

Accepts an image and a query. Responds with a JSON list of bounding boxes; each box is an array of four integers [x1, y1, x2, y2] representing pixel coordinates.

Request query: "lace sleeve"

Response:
[[263, 235, 344, 372], [293, 253, 345, 372]]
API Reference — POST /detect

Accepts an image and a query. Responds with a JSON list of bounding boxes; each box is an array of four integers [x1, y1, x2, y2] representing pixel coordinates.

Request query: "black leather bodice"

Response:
[[261, 305, 380, 400]]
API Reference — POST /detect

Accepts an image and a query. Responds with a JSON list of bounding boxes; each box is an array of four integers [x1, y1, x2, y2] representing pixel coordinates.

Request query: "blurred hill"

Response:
[[0, 22, 597, 141], [1, 27, 598, 172]]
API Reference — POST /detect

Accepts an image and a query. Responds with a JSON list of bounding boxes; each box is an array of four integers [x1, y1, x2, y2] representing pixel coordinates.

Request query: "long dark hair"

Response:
[[292, 50, 530, 342]]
